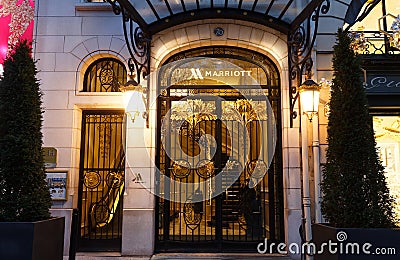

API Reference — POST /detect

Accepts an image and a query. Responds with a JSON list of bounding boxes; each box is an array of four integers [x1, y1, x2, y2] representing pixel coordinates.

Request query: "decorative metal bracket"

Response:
[[106, 0, 152, 127], [288, 0, 330, 128], [107, 0, 151, 84]]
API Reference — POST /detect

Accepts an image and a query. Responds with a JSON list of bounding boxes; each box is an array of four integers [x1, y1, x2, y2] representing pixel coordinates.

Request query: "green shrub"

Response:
[[0, 41, 51, 222], [321, 29, 395, 228]]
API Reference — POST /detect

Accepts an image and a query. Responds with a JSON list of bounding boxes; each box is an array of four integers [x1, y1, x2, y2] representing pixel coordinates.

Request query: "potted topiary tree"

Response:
[[312, 29, 399, 260], [0, 41, 64, 260]]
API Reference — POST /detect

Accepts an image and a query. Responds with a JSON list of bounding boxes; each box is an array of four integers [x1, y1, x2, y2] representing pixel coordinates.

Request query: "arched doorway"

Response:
[[155, 47, 283, 252]]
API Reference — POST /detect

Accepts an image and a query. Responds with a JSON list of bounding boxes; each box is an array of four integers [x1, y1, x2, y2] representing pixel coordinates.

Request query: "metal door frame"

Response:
[[155, 47, 283, 252], [155, 88, 283, 252], [77, 110, 125, 251]]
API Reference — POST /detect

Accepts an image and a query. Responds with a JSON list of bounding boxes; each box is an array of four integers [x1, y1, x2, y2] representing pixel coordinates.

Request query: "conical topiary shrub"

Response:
[[0, 40, 51, 222], [320, 29, 395, 228]]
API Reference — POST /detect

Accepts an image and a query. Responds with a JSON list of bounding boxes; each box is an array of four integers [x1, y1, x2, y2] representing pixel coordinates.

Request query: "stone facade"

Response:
[[33, 0, 355, 259]]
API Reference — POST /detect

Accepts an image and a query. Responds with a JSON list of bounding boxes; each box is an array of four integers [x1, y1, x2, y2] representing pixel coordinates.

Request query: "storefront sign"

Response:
[[168, 59, 260, 86], [189, 68, 252, 79], [364, 73, 400, 93]]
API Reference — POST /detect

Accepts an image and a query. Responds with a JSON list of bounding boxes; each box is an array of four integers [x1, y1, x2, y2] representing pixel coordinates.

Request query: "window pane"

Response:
[[131, 0, 158, 23], [199, 0, 211, 9], [227, 0, 239, 8], [280, 0, 310, 23], [184, 0, 198, 10], [213, 0, 225, 8], [83, 58, 127, 92], [241, 0, 256, 11], [168, 0, 184, 14], [253, 0, 272, 13], [149, 0, 171, 19]]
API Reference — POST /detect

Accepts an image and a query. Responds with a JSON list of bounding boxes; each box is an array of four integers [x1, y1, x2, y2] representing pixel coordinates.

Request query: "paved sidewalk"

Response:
[[151, 253, 291, 259], [66, 252, 292, 260]]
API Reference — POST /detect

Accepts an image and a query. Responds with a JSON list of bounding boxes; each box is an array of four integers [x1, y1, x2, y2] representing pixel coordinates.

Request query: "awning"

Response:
[[113, 0, 328, 35], [106, 0, 377, 128]]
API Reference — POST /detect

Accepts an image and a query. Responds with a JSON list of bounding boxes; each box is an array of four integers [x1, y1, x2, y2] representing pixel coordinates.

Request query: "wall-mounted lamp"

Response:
[[120, 74, 149, 127], [378, 13, 400, 50], [299, 79, 321, 122]]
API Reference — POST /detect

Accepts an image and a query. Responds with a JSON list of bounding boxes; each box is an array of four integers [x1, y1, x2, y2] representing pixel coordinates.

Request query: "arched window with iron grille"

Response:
[[83, 58, 127, 92]]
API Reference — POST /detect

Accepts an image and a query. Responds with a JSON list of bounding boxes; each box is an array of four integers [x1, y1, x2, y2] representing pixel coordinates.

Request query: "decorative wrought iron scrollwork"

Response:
[[238, 213, 247, 229], [171, 159, 191, 178], [106, 0, 151, 85], [183, 200, 203, 230], [121, 10, 151, 85], [84, 171, 101, 189], [98, 61, 119, 91], [99, 66, 114, 85], [221, 99, 268, 124], [97, 122, 112, 157], [170, 99, 217, 141], [288, 0, 330, 127], [106, 171, 124, 188], [91, 202, 110, 228], [196, 159, 214, 179], [347, 30, 400, 55], [225, 159, 243, 171], [246, 159, 268, 181], [107, 0, 121, 15]]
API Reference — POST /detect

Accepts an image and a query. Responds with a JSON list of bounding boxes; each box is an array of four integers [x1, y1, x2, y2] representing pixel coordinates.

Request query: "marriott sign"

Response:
[[189, 68, 252, 79]]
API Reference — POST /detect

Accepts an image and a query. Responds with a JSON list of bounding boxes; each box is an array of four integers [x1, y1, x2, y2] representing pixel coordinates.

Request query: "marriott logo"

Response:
[[190, 68, 252, 79]]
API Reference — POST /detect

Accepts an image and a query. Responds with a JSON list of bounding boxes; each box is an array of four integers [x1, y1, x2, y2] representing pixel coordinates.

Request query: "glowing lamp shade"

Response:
[[120, 77, 147, 124], [128, 90, 146, 122], [299, 79, 321, 122]]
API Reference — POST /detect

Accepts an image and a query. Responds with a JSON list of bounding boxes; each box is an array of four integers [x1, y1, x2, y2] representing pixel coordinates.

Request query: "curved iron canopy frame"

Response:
[[288, 0, 331, 127], [106, 0, 331, 128]]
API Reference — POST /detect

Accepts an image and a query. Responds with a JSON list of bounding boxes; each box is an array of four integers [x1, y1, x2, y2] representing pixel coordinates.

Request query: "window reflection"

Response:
[[373, 116, 400, 224]]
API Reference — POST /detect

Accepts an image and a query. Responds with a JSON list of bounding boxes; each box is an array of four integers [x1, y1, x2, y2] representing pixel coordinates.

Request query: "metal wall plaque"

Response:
[[46, 170, 67, 200], [43, 147, 57, 168]]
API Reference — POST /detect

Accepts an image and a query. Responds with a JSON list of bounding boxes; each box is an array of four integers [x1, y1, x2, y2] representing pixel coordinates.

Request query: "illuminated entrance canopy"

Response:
[[107, 0, 330, 35], [105, 0, 374, 127], [105, 0, 332, 128]]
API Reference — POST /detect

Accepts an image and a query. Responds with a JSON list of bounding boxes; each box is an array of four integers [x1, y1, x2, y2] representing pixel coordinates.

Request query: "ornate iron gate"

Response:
[[156, 86, 283, 252], [78, 111, 125, 251]]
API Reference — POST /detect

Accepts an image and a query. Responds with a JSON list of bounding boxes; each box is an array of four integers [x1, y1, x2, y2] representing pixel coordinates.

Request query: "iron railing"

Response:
[[350, 30, 400, 55]]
